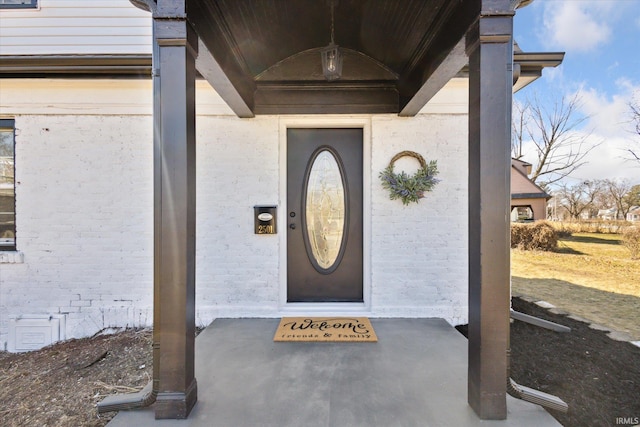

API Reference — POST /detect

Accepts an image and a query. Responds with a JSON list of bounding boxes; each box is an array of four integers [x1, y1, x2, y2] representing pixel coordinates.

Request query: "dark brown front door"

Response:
[[287, 128, 363, 302]]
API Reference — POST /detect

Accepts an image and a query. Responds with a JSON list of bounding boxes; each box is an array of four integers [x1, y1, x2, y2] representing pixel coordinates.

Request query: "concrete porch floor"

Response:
[[107, 318, 561, 427]]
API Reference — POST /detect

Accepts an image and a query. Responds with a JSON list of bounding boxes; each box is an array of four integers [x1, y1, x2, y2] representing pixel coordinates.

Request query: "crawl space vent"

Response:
[[8, 315, 67, 353]]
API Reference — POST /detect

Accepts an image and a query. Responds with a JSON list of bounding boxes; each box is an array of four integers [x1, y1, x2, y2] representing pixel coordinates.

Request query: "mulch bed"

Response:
[[509, 297, 640, 427], [458, 297, 640, 426], [1, 298, 639, 426]]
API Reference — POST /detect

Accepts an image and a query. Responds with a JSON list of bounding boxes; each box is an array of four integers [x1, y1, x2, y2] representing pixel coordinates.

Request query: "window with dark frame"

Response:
[[0, 0, 38, 9], [0, 119, 16, 251]]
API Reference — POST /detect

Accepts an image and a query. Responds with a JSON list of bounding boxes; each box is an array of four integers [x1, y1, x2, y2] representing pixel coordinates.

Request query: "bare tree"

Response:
[[514, 93, 599, 188], [593, 180, 615, 214], [605, 179, 633, 220], [628, 93, 640, 162], [556, 180, 602, 220], [511, 100, 529, 160]]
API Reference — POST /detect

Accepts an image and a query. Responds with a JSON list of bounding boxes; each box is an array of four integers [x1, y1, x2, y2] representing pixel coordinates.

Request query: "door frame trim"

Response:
[[278, 116, 372, 314]]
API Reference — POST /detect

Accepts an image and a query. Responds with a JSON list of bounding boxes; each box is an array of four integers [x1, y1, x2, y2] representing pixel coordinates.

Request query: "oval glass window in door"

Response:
[[304, 149, 346, 272]]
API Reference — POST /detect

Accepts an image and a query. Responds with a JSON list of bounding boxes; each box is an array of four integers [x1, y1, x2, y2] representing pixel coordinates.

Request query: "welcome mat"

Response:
[[274, 317, 377, 342]]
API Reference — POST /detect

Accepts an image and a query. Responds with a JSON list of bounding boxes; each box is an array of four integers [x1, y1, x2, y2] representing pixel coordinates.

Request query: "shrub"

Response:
[[621, 227, 640, 260], [511, 221, 558, 251], [549, 220, 632, 235]]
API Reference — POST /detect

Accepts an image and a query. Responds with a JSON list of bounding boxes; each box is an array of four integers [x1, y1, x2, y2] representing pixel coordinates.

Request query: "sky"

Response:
[[513, 0, 640, 186]]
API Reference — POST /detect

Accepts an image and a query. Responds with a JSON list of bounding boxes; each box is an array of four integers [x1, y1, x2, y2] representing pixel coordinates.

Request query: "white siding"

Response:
[[0, 0, 151, 55]]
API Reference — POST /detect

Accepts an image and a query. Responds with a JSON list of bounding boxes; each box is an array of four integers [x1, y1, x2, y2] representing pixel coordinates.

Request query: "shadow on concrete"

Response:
[[107, 318, 560, 427]]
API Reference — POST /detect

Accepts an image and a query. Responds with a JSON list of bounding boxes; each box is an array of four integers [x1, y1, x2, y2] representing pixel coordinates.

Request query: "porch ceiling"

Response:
[[184, 0, 479, 116]]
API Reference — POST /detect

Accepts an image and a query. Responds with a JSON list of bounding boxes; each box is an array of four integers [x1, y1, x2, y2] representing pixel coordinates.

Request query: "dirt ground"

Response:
[[0, 329, 153, 427], [509, 297, 640, 427], [1, 298, 639, 427]]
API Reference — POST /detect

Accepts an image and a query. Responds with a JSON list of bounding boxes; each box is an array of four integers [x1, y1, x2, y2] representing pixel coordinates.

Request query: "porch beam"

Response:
[[152, 11, 198, 419], [195, 37, 254, 118], [466, 0, 514, 420], [398, 37, 467, 117], [186, 0, 257, 117], [398, 1, 478, 116]]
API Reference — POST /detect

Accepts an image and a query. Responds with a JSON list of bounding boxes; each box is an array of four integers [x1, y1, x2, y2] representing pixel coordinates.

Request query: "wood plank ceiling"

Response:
[[186, 0, 478, 115]]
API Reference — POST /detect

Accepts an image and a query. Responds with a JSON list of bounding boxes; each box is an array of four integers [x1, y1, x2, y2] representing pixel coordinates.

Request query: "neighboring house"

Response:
[[510, 158, 550, 221], [0, 0, 562, 420], [598, 208, 619, 221], [627, 206, 640, 222]]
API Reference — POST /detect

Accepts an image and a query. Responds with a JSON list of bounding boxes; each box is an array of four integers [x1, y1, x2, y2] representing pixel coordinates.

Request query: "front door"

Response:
[[287, 128, 363, 302]]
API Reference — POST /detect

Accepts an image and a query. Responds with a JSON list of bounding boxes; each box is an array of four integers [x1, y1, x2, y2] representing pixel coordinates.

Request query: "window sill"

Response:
[[0, 252, 24, 264]]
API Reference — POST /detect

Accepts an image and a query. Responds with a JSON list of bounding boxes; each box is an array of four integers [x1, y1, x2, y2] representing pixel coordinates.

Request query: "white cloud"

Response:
[[542, 63, 564, 85], [549, 80, 640, 183], [520, 130, 639, 186], [514, 1, 640, 185], [515, 80, 640, 185], [541, 1, 613, 52], [573, 79, 640, 139], [577, 84, 637, 139], [565, 134, 640, 184], [606, 61, 619, 73]]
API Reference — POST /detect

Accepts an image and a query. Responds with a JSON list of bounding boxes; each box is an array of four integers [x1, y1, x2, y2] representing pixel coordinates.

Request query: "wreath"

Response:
[[379, 151, 440, 205]]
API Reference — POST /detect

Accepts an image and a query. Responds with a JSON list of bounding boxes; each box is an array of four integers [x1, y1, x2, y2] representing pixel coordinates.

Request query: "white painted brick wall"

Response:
[[0, 79, 470, 347], [195, 116, 281, 323], [370, 115, 468, 324], [1, 115, 155, 343]]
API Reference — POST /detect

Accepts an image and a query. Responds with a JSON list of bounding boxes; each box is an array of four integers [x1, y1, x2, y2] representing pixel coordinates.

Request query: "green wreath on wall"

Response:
[[379, 151, 440, 205]]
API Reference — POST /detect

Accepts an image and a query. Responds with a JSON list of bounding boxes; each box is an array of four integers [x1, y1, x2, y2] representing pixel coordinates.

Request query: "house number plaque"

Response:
[[254, 205, 277, 234]]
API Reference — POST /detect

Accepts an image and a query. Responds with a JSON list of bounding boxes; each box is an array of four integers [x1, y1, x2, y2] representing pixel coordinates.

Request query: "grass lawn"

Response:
[[511, 232, 640, 341]]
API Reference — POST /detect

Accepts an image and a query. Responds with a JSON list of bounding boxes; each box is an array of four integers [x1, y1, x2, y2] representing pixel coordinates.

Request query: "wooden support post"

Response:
[[466, 1, 514, 420], [152, 13, 198, 420]]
